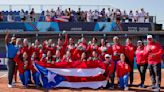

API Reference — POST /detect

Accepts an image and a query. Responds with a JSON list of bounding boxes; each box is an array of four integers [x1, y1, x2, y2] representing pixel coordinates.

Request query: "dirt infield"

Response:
[[0, 70, 164, 92]]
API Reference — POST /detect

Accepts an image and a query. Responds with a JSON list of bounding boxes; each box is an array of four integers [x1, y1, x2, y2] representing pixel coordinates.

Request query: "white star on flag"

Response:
[[47, 71, 56, 83]]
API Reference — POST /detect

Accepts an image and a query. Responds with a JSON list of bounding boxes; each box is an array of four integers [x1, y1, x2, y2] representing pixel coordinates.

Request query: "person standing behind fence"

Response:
[[30, 8, 35, 22], [138, 8, 146, 23], [135, 40, 148, 88], [124, 38, 136, 85], [0, 12, 3, 22], [5, 32, 19, 88], [128, 10, 134, 22], [144, 35, 163, 91]]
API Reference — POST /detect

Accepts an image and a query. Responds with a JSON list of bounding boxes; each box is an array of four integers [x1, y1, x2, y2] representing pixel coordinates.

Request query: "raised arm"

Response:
[[5, 31, 9, 44]]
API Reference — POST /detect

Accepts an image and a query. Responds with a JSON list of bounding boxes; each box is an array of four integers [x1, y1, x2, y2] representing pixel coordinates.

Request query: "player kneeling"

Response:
[[14, 52, 31, 88], [116, 53, 131, 91], [103, 54, 114, 89], [30, 52, 40, 88]]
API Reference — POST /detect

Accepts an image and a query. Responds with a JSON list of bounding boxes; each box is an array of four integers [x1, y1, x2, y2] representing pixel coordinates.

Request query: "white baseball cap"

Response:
[[105, 54, 111, 58], [113, 36, 119, 40], [147, 35, 153, 39], [137, 40, 142, 43]]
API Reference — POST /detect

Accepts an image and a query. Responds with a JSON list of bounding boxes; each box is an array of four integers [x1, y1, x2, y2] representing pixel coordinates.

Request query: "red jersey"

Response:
[[124, 43, 136, 62], [20, 46, 32, 56], [144, 42, 163, 65], [14, 54, 31, 74], [116, 60, 131, 77], [136, 46, 147, 65], [112, 44, 125, 61], [30, 59, 38, 73], [104, 60, 114, 76], [87, 44, 99, 57]]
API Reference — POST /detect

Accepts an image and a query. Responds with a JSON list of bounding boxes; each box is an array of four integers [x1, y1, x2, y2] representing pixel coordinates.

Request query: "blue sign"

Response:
[[24, 22, 59, 32], [94, 22, 120, 31]]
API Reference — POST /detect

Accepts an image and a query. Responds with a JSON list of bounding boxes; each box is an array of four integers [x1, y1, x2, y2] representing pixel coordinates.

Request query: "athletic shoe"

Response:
[[109, 85, 114, 90], [124, 87, 129, 91], [8, 84, 13, 88]]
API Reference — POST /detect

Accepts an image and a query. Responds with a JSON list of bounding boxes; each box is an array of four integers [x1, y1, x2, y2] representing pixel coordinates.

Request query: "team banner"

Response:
[[0, 22, 154, 31], [34, 61, 108, 89]]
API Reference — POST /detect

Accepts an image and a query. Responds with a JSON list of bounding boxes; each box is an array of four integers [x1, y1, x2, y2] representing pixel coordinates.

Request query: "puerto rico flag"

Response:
[[34, 61, 108, 89]]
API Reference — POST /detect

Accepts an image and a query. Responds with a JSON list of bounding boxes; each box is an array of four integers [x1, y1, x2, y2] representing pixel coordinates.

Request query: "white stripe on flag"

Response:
[[47, 68, 105, 77], [56, 80, 107, 89]]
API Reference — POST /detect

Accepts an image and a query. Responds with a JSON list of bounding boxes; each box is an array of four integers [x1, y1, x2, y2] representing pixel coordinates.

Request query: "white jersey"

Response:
[[129, 12, 134, 19], [138, 11, 146, 22], [56, 9, 61, 17], [7, 15, 13, 22], [87, 11, 92, 22], [106, 10, 112, 18], [134, 12, 139, 22], [93, 12, 99, 19]]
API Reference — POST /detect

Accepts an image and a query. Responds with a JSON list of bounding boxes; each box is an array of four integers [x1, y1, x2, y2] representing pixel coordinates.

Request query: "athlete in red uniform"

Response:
[[124, 38, 136, 85], [144, 35, 163, 90], [14, 52, 31, 88], [136, 40, 148, 88]]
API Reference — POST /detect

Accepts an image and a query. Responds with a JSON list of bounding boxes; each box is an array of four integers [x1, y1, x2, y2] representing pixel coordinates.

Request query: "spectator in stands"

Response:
[[138, 8, 146, 23], [56, 7, 61, 17], [0, 12, 3, 22], [20, 9, 26, 22], [45, 10, 51, 22], [128, 10, 134, 22], [134, 10, 139, 23], [7, 13, 14, 22], [106, 8, 112, 22], [93, 10, 99, 22], [122, 10, 127, 22], [115, 9, 121, 21], [110, 9, 115, 21], [50, 9, 55, 18], [77, 8, 82, 21], [30, 8, 35, 22], [145, 12, 149, 23], [86, 10, 93, 22], [100, 8, 106, 22]]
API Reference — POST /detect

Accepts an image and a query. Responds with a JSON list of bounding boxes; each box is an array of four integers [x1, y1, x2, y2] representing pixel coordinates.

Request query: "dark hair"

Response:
[[127, 37, 132, 40], [124, 54, 131, 67]]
